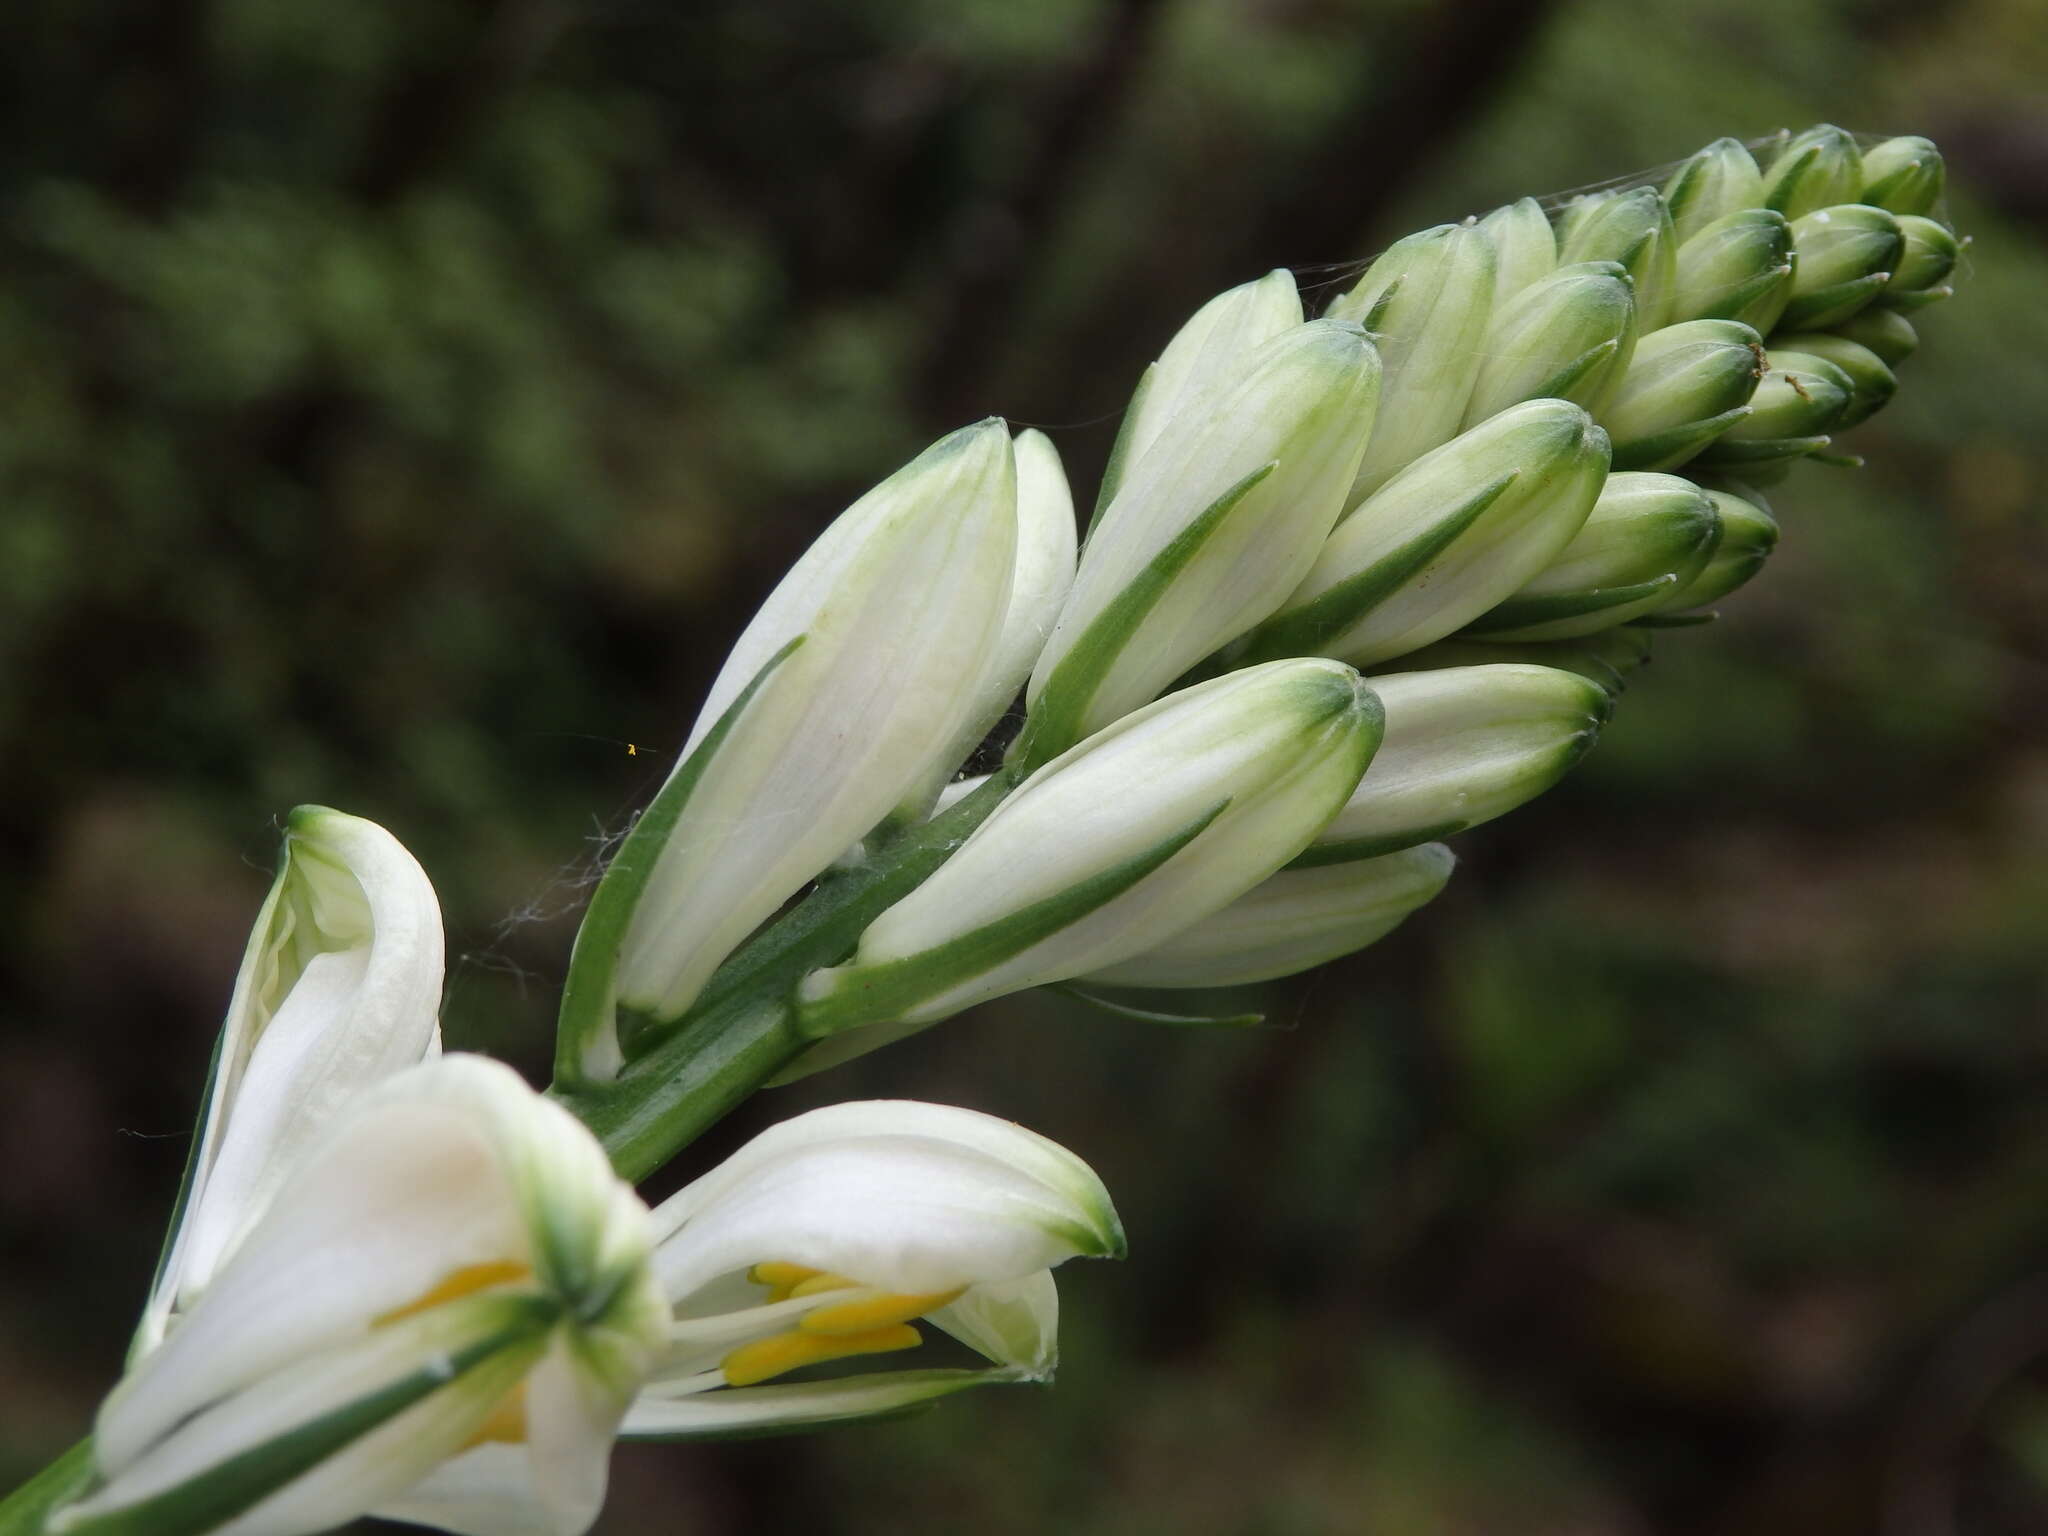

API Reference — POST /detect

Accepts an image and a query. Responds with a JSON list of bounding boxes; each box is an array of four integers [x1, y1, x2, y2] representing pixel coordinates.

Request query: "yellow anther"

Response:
[[374, 1261, 530, 1327], [748, 1261, 823, 1290], [799, 1287, 966, 1336], [719, 1323, 922, 1388], [785, 1272, 863, 1299], [459, 1382, 529, 1450]]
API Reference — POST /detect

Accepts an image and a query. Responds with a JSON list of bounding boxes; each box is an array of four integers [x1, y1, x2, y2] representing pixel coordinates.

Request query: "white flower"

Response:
[[135, 807, 444, 1359], [562, 420, 1020, 1080], [57, 1057, 667, 1536], [620, 1100, 1123, 1439]]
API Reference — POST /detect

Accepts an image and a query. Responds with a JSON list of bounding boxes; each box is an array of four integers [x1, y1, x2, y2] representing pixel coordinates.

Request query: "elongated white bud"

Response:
[[800, 659, 1382, 1034], [1462, 259, 1638, 425], [1860, 136, 1945, 217], [1023, 320, 1380, 761], [1555, 187, 1678, 331], [1100, 269, 1305, 508], [1478, 198, 1558, 309], [1076, 843, 1454, 990], [1663, 137, 1764, 244], [1670, 208, 1795, 332], [1464, 471, 1722, 642], [1758, 124, 1863, 220], [1778, 205, 1903, 331], [1601, 319, 1764, 472], [1245, 399, 1611, 668], [1658, 482, 1778, 612], [1300, 663, 1609, 860], [559, 422, 1019, 1079], [1327, 222, 1497, 504]]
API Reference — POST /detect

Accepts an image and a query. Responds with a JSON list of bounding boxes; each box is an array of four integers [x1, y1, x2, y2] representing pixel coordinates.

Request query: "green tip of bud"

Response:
[[1696, 350, 1852, 464], [1759, 124, 1864, 220], [1555, 187, 1677, 331], [1479, 196, 1559, 308], [1462, 260, 1639, 425], [1831, 304, 1920, 366], [1777, 205, 1904, 330], [1664, 136, 1765, 243], [1879, 214, 1962, 304], [1766, 332, 1897, 428], [1859, 136, 1946, 217], [1670, 208, 1795, 330], [1658, 483, 1778, 611], [1601, 318, 1766, 472]]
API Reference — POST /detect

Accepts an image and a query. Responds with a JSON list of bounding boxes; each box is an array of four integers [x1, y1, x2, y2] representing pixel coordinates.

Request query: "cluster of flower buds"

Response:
[[20, 127, 1959, 1536], [541, 126, 1957, 1090]]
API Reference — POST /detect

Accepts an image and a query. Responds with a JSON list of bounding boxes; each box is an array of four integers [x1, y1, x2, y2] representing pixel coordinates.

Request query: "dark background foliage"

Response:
[[3, 0, 2046, 1531]]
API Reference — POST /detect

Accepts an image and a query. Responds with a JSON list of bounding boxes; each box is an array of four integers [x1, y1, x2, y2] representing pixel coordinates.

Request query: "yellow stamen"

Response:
[[373, 1261, 530, 1327], [460, 1382, 529, 1449], [799, 1286, 967, 1336], [720, 1323, 922, 1387], [785, 1272, 863, 1299]]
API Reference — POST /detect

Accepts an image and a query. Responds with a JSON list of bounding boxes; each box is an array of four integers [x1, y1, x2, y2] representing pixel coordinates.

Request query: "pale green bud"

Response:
[[1101, 269, 1304, 507], [1377, 626, 1655, 695], [1074, 843, 1454, 990], [1462, 260, 1638, 426], [1879, 214, 1961, 309], [799, 659, 1381, 1032], [1555, 187, 1677, 331], [1479, 197, 1558, 308], [1669, 208, 1796, 331], [1245, 399, 1610, 667], [1465, 471, 1720, 641], [1758, 124, 1863, 220], [1023, 320, 1380, 763], [561, 421, 1020, 1078], [1695, 351, 1852, 466], [1831, 305, 1918, 366], [1327, 223, 1497, 503], [1301, 663, 1608, 860], [1602, 319, 1765, 471], [1663, 136, 1765, 243], [1658, 482, 1778, 611], [1860, 136, 1945, 217], [1767, 332, 1897, 429], [1777, 205, 1903, 330]]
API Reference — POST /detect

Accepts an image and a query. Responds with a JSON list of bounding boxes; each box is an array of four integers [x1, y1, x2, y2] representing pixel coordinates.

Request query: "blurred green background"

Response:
[[3, 0, 2046, 1531]]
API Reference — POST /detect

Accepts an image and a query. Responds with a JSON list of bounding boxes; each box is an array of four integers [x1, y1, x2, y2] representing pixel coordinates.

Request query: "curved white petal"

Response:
[[141, 808, 444, 1354]]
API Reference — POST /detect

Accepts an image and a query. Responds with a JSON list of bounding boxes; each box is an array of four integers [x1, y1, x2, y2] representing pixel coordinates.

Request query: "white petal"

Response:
[[929, 1271, 1060, 1376], [649, 1103, 1120, 1304], [620, 1368, 1029, 1440]]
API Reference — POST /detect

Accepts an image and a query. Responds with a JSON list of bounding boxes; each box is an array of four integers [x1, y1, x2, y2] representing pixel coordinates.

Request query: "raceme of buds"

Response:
[[1464, 471, 1721, 642], [1669, 208, 1795, 332], [1074, 842, 1455, 990], [1327, 222, 1498, 503], [1696, 350, 1852, 467], [899, 428, 1078, 819], [1555, 186, 1677, 331], [622, 1100, 1123, 1437], [1768, 332, 1897, 429], [1479, 197, 1558, 309], [1832, 305, 1918, 366], [1778, 205, 1904, 331], [1859, 136, 1945, 217], [1601, 319, 1764, 472], [57, 1056, 668, 1536], [1023, 320, 1379, 761], [1297, 663, 1609, 861], [1758, 123, 1863, 220], [798, 659, 1382, 1035], [1658, 483, 1779, 612], [135, 807, 444, 1361], [1461, 260, 1638, 426], [1101, 268, 1304, 505], [562, 421, 1019, 1079], [1663, 136, 1764, 243], [1880, 214, 1961, 309]]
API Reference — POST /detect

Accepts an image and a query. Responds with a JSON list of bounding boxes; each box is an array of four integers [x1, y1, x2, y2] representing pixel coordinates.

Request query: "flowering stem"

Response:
[[0, 1439, 93, 1536], [551, 767, 1022, 1181]]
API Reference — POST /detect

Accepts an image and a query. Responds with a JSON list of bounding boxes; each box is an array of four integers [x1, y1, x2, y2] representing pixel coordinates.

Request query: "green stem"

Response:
[[553, 766, 1022, 1181], [0, 1438, 94, 1536]]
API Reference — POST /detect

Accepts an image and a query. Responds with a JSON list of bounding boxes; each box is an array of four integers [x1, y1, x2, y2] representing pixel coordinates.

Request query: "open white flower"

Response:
[[135, 806, 445, 1359], [621, 1100, 1124, 1439], [57, 1056, 667, 1536]]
